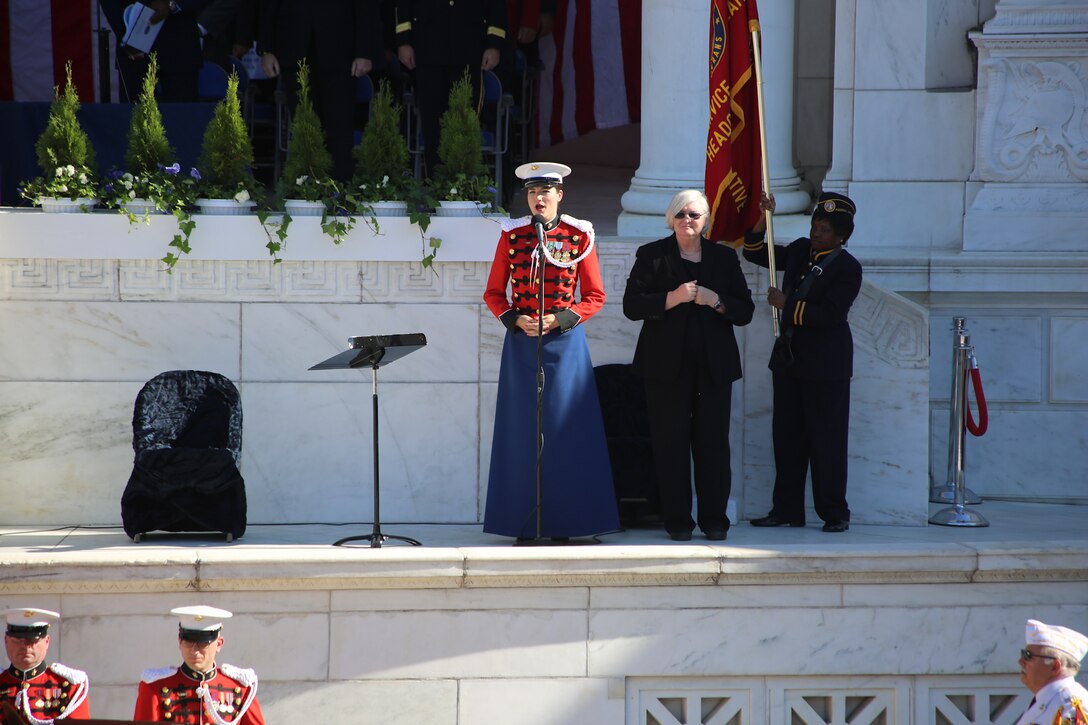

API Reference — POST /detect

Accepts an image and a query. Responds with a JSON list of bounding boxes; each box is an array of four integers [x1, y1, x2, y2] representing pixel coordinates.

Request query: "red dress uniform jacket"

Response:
[[134, 664, 264, 725], [484, 214, 605, 332], [0, 663, 91, 721]]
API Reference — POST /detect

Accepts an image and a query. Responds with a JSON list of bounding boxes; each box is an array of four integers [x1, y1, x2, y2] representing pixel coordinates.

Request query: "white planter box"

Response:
[[0, 206, 507, 262]]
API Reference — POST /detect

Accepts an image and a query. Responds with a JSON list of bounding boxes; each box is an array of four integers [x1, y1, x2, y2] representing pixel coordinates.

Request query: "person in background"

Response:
[[744, 191, 862, 533], [258, 0, 381, 181], [0, 607, 91, 721], [394, 0, 506, 178], [622, 189, 754, 542], [1014, 618, 1088, 725], [102, 0, 213, 102], [482, 161, 619, 542], [135, 605, 265, 724]]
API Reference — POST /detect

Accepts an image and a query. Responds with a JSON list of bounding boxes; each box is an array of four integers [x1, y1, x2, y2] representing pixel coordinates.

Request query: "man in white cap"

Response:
[[1015, 618, 1088, 725], [0, 607, 90, 721], [481, 161, 620, 541], [134, 605, 264, 724]]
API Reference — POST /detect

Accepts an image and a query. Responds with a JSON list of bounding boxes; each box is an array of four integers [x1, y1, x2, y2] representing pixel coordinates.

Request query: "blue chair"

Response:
[[481, 69, 514, 205], [404, 70, 513, 201], [197, 61, 230, 102], [353, 74, 374, 146], [403, 86, 425, 180], [511, 50, 542, 170]]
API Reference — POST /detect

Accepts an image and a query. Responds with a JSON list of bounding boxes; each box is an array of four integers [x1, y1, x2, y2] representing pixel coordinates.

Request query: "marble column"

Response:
[[618, 0, 809, 237], [822, 0, 856, 194], [963, 0, 1088, 250]]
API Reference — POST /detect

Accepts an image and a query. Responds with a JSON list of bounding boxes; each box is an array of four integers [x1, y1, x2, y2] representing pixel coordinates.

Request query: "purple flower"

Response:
[[189, 168, 202, 181], [105, 183, 114, 194], [487, 186, 497, 195], [108, 168, 124, 180], [164, 163, 181, 175]]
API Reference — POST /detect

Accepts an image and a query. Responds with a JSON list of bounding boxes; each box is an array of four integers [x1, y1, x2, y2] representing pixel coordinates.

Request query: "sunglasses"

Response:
[[674, 212, 704, 220], [1020, 648, 1057, 662]]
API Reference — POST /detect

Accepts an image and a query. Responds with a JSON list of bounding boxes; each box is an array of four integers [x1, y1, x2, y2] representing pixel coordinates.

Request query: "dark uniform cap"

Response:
[[812, 191, 856, 218], [2, 608, 59, 640], [516, 162, 571, 189], [172, 605, 231, 643]]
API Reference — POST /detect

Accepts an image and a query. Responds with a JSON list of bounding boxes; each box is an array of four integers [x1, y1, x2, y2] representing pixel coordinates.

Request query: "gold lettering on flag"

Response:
[[704, 0, 763, 247]]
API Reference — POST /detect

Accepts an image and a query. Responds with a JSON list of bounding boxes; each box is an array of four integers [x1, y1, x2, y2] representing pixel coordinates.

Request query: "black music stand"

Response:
[[310, 333, 427, 547]]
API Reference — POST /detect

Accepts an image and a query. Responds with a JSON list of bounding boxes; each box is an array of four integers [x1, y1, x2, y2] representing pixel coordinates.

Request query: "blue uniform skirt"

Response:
[[484, 326, 620, 538]]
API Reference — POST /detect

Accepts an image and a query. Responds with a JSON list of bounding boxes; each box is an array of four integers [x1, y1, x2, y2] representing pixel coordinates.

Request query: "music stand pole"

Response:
[[333, 363, 420, 548], [515, 225, 547, 546]]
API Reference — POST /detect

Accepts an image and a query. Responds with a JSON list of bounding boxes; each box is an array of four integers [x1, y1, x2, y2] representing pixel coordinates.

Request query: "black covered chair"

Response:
[[121, 370, 246, 542], [593, 364, 660, 527]]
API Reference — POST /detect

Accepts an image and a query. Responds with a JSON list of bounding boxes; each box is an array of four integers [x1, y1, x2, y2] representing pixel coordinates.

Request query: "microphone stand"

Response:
[[517, 215, 549, 545]]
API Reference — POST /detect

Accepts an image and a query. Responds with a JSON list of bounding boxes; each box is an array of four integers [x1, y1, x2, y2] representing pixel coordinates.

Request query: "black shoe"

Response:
[[704, 529, 728, 541], [822, 520, 849, 532], [750, 515, 805, 527], [668, 531, 693, 541]]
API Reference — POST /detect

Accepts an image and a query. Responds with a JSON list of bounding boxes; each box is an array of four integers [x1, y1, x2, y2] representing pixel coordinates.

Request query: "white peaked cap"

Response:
[[1026, 619, 1088, 661]]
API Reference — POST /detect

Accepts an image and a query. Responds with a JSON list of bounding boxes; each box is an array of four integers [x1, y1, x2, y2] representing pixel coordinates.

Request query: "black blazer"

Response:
[[623, 235, 754, 385], [743, 234, 862, 380], [394, 0, 507, 69]]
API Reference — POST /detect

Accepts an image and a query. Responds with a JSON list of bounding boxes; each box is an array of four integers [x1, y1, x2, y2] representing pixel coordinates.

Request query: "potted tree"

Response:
[[431, 70, 497, 217], [194, 72, 261, 215], [19, 62, 99, 212], [103, 53, 199, 268], [280, 60, 337, 217], [351, 79, 416, 217], [274, 60, 355, 244]]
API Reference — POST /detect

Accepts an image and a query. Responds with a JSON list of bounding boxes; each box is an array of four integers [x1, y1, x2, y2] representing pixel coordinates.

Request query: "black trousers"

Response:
[[281, 67, 357, 182], [643, 361, 733, 535], [769, 372, 851, 523], [412, 64, 482, 178]]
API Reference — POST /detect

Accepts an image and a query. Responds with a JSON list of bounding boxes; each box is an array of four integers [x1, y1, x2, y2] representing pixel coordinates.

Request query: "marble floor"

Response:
[[0, 500, 1082, 556]]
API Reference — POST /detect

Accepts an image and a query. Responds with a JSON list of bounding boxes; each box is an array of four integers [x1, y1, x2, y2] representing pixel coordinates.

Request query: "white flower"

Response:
[[234, 189, 250, 203], [58, 184, 68, 192], [296, 175, 309, 186], [55, 167, 64, 177], [450, 187, 458, 196], [381, 175, 389, 185], [65, 165, 76, 177], [123, 173, 134, 182], [79, 173, 88, 184], [359, 183, 368, 190], [129, 190, 137, 199]]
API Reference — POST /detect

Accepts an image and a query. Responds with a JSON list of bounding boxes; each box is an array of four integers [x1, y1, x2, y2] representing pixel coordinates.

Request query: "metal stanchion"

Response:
[[930, 317, 988, 527], [930, 317, 983, 505]]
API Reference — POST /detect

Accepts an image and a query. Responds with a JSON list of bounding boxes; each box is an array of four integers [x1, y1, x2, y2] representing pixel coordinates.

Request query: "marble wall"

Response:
[[3, 544, 1085, 723], [0, 213, 931, 527]]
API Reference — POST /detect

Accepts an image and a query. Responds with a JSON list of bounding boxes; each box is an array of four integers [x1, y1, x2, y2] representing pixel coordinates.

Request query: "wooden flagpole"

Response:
[[750, 23, 780, 337]]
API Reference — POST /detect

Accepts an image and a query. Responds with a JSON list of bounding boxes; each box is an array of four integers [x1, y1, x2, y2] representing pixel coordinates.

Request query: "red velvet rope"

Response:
[[966, 366, 988, 436]]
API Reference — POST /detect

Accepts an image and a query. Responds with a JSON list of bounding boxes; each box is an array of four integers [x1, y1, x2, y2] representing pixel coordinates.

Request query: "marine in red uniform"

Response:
[[0, 607, 91, 723], [134, 605, 264, 725], [482, 161, 619, 540]]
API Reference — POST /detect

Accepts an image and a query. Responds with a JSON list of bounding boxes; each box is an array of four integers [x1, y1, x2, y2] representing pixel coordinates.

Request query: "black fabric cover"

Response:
[[593, 363, 660, 526], [121, 370, 246, 540]]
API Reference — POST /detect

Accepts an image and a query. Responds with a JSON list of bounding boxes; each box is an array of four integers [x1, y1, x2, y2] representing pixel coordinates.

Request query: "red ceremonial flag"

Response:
[[704, 0, 762, 246]]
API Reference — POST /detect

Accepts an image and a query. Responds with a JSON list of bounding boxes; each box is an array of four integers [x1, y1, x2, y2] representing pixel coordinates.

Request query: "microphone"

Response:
[[531, 214, 547, 246]]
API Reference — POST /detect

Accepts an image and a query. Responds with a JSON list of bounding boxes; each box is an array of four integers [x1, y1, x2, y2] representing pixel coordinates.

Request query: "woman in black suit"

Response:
[[743, 191, 862, 533], [623, 189, 754, 541]]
